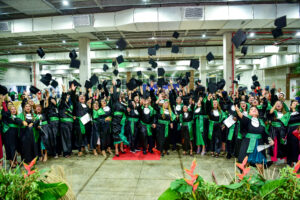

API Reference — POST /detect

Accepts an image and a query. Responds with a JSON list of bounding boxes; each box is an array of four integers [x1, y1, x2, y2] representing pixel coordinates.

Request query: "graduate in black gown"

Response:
[[58, 85, 73, 158], [235, 105, 274, 174], [1, 101, 19, 167], [180, 104, 194, 156]]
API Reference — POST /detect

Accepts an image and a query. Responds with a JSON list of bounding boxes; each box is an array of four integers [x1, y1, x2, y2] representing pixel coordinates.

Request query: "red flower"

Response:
[[236, 157, 251, 180], [293, 160, 300, 178], [23, 157, 37, 178], [236, 156, 248, 171], [193, 182, 199, 192]]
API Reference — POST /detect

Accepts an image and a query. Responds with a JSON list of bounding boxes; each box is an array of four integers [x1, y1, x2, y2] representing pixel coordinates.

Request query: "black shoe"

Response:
[[166, 151, 169, 155], [161, 153, 164, 157], [226, 154, 232, 159], [149, 149, 154, 154], [116, 154, 119, 157], [143, 150, 147, 155], [121, 151, 126, 154]]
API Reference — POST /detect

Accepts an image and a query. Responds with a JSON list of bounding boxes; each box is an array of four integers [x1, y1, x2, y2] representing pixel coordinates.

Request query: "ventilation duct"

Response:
[[184, 7, 204, 19], [73, 15, 94, 27], [0, 22, 11, 32]]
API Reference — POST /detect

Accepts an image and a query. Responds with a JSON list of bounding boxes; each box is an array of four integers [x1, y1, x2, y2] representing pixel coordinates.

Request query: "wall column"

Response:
[[79, 38, 91, 88], [189, 70, 194, 90], [200, 56, 207, 87], [223, 32, 234, 92], [32, 62, 40, 88]]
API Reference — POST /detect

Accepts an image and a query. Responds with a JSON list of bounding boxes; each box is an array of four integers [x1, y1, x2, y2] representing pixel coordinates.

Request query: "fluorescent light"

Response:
[[143, 0, 149, 2], [62, 0, 69, 6], [62, 40, 66, 43], [202, 34, 206, 38], [116, 45, 119, 48], [296, 32, 300, 37], [249, 32, 255, 37], [18, 42, 22, 46], [106, 37, 110, 41], [150, 36, 155, 40]]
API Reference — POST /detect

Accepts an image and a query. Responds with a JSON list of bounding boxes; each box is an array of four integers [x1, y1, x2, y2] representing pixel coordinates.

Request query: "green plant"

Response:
[[159, 159, 300, 200], [0, 158, 68, 200]]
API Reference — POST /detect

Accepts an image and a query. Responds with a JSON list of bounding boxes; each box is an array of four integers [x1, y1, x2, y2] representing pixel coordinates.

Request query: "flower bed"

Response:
[[0, 158, 69, 200], [159, 158, 300, 200]]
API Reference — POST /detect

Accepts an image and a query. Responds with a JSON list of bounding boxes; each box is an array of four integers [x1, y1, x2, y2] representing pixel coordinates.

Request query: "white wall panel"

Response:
[[228, 5, 253, 20], [205, 6, 228, 20], [12, 19, 33, 33]]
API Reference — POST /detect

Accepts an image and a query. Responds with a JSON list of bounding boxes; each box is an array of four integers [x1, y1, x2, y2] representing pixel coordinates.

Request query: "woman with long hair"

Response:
[[268, 101, 289, 163], [206, 94, 226, 158], [16, 103, 39, 163], [90, 101, 101, 156], [286, 100, 300, 166], [154, 94, 176, 157], [180, 104, 194, 156], [1, 100, 19, 167], [194, 97, 206, 155]]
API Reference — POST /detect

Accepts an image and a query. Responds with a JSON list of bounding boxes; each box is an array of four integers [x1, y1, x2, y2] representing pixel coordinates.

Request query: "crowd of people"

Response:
[[0, 73, 299, 174]]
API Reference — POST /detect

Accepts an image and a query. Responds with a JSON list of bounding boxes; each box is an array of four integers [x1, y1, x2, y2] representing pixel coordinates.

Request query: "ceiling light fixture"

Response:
[[150, 36, 155, 40], [202, 34, 206, 38], [18, 42, 22, 46], [106, 37, 110, 41], [62, 40, 66, 43], [62, 0, 69, 6], [296, 32, 300, 37], [249, 32, 255, 37]]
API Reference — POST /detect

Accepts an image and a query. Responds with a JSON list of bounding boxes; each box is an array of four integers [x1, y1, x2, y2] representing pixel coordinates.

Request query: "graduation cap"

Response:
[[37, 47, 45, 58], [147, 67, 152, 71], [217, 79, 226, 90], [113, 69, 119, 76], [112, 61, 117, 67], [180, 77, 189, 87], [0, 85, 8, 95], [40, 73, 52, 86], [70, 59, 80, 69], [85, 80, 92, 89], [206, 52, 214, 62], [116, 79, 121, 88], [69, 79, 81, 87], [238, 86, 247, 93], [241, 46, 248, 56], [265, 86, 270, 91], [157, 68, 165, 76], [97, 84, 102, 90], [116, 55, 124, 64], [253, 81, 260, 87], [274, 15, 286, 29], [143, 91, 150, 99], [116, 38, 127, 51], [166, 41, 172, 47], [137, 71, 142, 77], [149, 59, 158, 69], [102, 80, 108, 88], [252, 75, 258, 82], [251, 85, 256, 90], [190, 59, 199, 70], [195, 80, 201, 85], [172, 31, 180, 39], [50, 80, 58, 88], [237, 74, 241, 81], [272, 28, 283, 39], [103, 64, 109, 72], [171, 45, 179, 53], [232, 29, 247, 49], [136, 79, 143, 87], [233, 80, 238, 84], [154, 44, 160, 50], [148, 47, 156, 56], [69, 49, 77, 59], [29, 86, 40, 95], [207, 82, 218, 93], [150, 74, 155, 81], [89, 74, 98, 86], [157, 78, 166, 87], [127, 78, 137, 90]]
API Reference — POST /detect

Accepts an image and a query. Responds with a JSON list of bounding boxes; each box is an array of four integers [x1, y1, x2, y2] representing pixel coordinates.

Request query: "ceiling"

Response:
[[0, 0, 294, 20]]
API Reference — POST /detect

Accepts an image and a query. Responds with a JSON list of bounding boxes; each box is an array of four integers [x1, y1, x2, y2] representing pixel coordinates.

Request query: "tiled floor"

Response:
[[34, 150, 281, 200]]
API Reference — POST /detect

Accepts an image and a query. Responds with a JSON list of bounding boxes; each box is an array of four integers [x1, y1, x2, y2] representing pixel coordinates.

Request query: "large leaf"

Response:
[[37, 181, 68, 200], [259, 179, 285, 198], [158, 188, 179, 200], [170, 178, 192, 194], [221, 182, 244, 190]]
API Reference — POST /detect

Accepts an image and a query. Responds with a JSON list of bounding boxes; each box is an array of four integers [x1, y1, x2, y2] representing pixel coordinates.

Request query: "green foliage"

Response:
[[159, 166, 300, 200], [0, 165, 68, 200]]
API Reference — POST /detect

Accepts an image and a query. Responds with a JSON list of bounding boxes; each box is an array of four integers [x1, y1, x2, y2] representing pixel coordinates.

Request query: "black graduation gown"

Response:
[[287, 111, 300, 164], [58, 93, 73, 156], [98, 106, 112, 151], [180, 110, 194, 152], [138, 106, 156, 151], [46, 100, 59, 156], [126, 100, 140, 151], [1, 110, 19, 161]]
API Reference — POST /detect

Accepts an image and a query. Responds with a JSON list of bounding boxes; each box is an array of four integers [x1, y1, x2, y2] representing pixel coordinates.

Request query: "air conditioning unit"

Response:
[[184, 7, 204, 19], [73, 15, 94, 27], [0, 22, 11, 32]]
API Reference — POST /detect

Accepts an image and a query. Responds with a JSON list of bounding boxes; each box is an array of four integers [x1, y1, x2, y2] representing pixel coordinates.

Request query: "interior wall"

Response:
[[264, 67, 290, 94], [237, 68, 264, 90], [1, 66, 31, 86]]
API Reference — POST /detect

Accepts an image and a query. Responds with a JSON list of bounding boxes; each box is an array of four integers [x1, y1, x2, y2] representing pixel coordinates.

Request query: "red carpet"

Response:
[[112, 148, 161, 160]]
